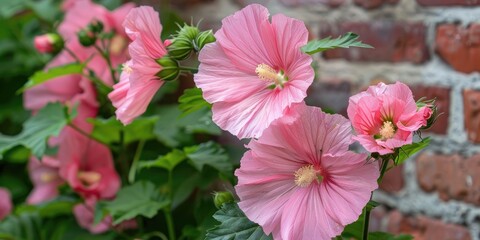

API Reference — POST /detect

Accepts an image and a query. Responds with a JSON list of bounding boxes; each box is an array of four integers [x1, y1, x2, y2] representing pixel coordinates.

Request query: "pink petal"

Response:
[[0, 188, 12, 221]]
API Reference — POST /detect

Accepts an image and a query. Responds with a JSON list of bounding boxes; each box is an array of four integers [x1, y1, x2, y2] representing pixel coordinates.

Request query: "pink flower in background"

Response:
[[27, 156, 64, 204], [194, 4, 313, 139], [73, 198, 112, 234], [235, 104, 379, 240], [0, 188, 12, 221], [58, 129, 120, 200], [347, 82, 430, 155], [108, 6, 167, 125]]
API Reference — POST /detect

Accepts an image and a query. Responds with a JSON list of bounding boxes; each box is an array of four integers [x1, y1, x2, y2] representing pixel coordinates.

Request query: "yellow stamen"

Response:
[[40, 173, 57, 183], [255, 63, 287, 87], [379, 121, 396, 140], [122, 63, 133, 74], [77, 171, 102, 186], [294, 165, 322, 187]]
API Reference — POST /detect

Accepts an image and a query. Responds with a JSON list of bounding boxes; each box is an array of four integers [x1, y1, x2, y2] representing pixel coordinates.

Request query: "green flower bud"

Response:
[[167, 37, 194, 60], [77, 29, 96, 47], [194, 30, 216, 51], [88, 19, 104, 33], [155, 56, 180, 81], [177, 24, 200, 41], [213, 191, 235, 209]]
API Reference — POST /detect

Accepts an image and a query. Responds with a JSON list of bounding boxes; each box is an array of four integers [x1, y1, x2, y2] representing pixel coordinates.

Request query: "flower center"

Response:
[[294, 165, 323, 187], [77, 171, 102, 186], [379, 121, 396, 140], [122, 63, 133, 74], [255, 63, 287, 88], [40, 172, 57, 183]]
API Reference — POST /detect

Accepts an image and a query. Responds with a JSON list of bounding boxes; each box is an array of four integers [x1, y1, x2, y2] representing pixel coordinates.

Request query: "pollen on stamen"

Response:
[[379, 121, 396, 140], [294, 165, 321, 187], [255, 63, 287, 86]]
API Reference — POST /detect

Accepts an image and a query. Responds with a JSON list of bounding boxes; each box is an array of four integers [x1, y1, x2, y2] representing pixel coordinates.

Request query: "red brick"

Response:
[[464, 89, 480, 143], [386, 211, 471, 240], [380, 163, 404, 193], [436, 23, 480, 74], [416, 152, 480, 205], [411, 86, 451, 135], [320, 21, 429, 63], [353, 0, 399, 9], [236, 0, 345, 7], [417, 0, 480, 6], [306, 79, 353, 117]]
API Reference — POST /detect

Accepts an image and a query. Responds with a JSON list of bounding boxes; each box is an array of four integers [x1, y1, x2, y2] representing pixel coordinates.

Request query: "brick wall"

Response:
[[172, 0, 480, 239]]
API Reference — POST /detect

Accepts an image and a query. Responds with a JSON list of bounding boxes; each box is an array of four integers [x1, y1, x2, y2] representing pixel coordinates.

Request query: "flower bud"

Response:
[[194, 30, 216, 51], [167, 37, 193, 60], [177, 24, 200, 41], [77, 29, 96, 47], [88, 19, 104, 33], [155, 56, 180, 81], [417, 98, 439, 130], [213, 191, 234, 209], [34, 33, 64, 54]]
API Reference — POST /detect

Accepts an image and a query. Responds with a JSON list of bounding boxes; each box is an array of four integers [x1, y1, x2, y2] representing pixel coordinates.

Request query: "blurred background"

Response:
[[1, 0, 479, 239]]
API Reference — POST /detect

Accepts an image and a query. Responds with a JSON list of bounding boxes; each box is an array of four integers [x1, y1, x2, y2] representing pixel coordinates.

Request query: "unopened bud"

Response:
[[34, 33, 63, 54], [78, 29, 96, 47], [177, 24, 200, 41], [167, 37, 193, 60], [417, 98, 439, 130], [163, 39, 173, 47], [155, 56, 180, 81], [194, 30, 215, 51], [213, 191, 234, 209], [88, 19, 104, 33]]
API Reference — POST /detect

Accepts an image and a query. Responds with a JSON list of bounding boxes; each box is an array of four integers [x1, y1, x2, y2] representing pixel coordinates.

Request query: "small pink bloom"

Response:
[[235, 104, 379, 240], [27, 156, 64, 204], [194, 4, 314, 139], [34, 34, 54, 53], [58, 129, 120, 200], [73, 198, 112, 234], [108, 6, 167, 125], [348, 82, 429, 155], [0, 188, 12, 221], [163, 39, 172, 47]]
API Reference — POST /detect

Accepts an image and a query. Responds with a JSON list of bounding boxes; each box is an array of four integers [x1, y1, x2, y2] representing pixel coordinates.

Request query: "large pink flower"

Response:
[[235, 104, 379, 240], [108, 6, 166, 125], [0, 187, 12, 221], [27, 156, 64, 204], [347, 82, 430, 155], [194, 4, 314, 139], [58, 129, 120, 200]]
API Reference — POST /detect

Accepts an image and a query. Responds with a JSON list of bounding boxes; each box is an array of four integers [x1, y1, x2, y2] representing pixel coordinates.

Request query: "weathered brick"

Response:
[[320, 21, 429, 63], [353, 0, 399, 9], [464, 89, 480, 143], [417, 0, 480, 6], [411, 85, 451, 135], [386, 211, 471, 240], [380, 163, 404, 193], [236, 0, 345, 7], [436, 23, 480, 74], [417, 152, 480, 205], [306, 79, 352, 117]]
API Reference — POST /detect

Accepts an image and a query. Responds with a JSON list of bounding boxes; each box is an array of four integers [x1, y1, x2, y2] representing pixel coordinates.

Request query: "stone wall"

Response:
[[171, 0, 480, 239]]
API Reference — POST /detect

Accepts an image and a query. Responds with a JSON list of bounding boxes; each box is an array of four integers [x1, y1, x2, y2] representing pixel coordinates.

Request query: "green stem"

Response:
[[128, 140, 145, 183], [94, 44, 117, 83], [68, 122, 108, 146], [164, 210, 176, 240], [142, 231, 168, 240], [179, 66, 198, 74], [377, 158, 390, 184]]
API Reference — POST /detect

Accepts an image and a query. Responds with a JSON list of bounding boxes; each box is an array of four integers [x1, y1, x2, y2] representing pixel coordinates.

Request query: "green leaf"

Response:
[[88, 116, 158, 145], [18, 63, 85, 93], [138, 149, 186, 172], [179, 88, 211, 116], [0, 213, 42, 240], [184, 141, 233, 174], [395, 137, 430, 165], [102, 181, 170, 225], [0, 103, 71, 159], [301, 32, 373, 55], [206, 202, 272, 240], [15, 197, 77, 218]]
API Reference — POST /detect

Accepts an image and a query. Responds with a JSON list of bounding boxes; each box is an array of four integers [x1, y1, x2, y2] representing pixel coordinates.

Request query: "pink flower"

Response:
[[108, 6, 167, 125], [347, 82, 429, 155], [73, 198, 112, 234], [0, 187, 12, 221], [27, 156, 64, 204], [235, 104, 379, 240], [58, 129, 120, 200], [194, 4, 313, 139]]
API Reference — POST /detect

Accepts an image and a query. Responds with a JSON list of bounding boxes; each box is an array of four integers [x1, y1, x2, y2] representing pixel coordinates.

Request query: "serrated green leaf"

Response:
[[102, 181, 170, 225], [88, 116, 158, 145], [138, 149, 186, 172], [184, 141, 233, 174], [18, 63, 85, 93], [179, 88, 211, 116], [395, 137, 430, 165], [301, 32, 373, 55], [0, 103, 71, 159], [206, 203, 272, 240]]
